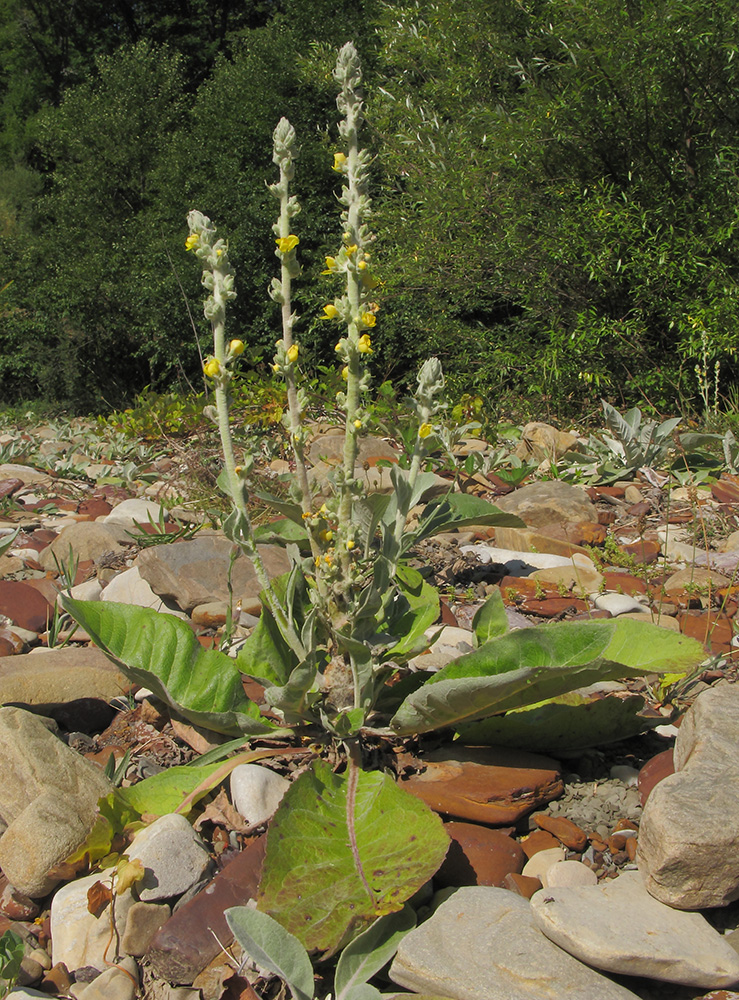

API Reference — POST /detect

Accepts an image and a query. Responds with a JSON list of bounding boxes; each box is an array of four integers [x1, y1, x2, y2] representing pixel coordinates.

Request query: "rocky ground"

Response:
[[0, 417, 738, 1000]]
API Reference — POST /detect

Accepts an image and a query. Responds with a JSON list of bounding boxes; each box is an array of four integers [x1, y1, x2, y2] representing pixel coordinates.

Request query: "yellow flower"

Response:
[[345, 244, 358, 256], [322, 256, 338, 274], [320, 529, 333, 543], [275, 235, 299, 254], [229, 339, 245, 356], [358, 334, 372, 354], [418, 423, 433, 439], [203, 358, 220, 378], [287, 344, 299, 363], [322, 304, 340, 320], [357, 260, 368, 270], [360, 313, 376, 329], [354, 419, 362, 429], [185, 233, 199, 252], [332, 152, 347, 172], [346, 539, 355, 550], [341, 366, 349, 380]]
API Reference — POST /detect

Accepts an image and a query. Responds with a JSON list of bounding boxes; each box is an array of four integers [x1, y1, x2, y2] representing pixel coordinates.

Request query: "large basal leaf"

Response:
[[225, 907, 314, 1000], [414, 493, 524, 543], [61, 596, 276, 736], [457, 693, 662, 752], [383, 564, 440, 661], [390, 619, 705, 735], [472, 590, 509, 646], [257, 761, 449, 958]]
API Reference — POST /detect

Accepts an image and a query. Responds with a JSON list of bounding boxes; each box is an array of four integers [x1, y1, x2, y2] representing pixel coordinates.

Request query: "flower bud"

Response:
[[358, 334, 372, 354], [418, 422, 433, 439], [287, 344, 299, 363], [229, 339, 245, 356], [322, 304, 340, 320], [203, 358, 220, 378], [332, 152, 348, 172]]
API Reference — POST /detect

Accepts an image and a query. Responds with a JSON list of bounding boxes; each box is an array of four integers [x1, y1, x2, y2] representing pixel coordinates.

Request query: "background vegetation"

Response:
[[1, 0, 737, 417]]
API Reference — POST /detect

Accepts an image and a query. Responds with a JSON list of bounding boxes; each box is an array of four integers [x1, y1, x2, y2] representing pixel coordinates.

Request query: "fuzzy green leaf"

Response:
[[335, 907, 416, 1000], [472, 590, 509, 645], [414, 494, 525, 543], [257, 762, 449, 958], [60, 596, 275, 736], [225, 907, 314, 1000], [391, 619, 704, 735]]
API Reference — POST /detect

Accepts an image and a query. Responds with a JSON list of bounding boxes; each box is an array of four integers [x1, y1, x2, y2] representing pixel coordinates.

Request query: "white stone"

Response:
[[101, 566, 186, 618], [540, 860, 597, 888], [389, 886, 641, 1000], [72, 958, 138, 1000], [531, 870, 739, 988], [521, 847, 566, 881], [104, 499, 168, 526], [66, 578, 103, 602], [230, 764, 291, 826], [593, 593, 647, 616], [51, 871, 135, 971], [459, 545, 575, 572], [127, 813, 211, 902]]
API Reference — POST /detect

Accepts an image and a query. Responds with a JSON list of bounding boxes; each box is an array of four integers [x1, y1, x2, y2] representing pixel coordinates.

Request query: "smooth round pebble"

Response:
[[521, 846, 566, 881], [541, 860, 598, 889], [230, 763, 291, 826]]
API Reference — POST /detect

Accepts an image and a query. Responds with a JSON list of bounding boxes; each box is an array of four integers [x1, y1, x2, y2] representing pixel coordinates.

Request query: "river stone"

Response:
[[104, 498, 168, 526], [389, 886, 641, 1000], [51, 872, 135, 972], [0, 707, 114, 897], [127, 814, 212, 902], [0, 646, 129, 707], [638, 683, 739, 909], [102, 566, 187, 617], [38, 521, 133, 571], [230, 764, 291, 826], [136, 535, 290, 613], [531, 870, 739, 988], [514, 423, 581, 463], [493, 482, 597, 529], [0, 464, 52, 486]]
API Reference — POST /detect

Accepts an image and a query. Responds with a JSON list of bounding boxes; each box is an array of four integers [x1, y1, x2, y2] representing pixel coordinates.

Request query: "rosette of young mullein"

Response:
[[321, 42, 379, 586]]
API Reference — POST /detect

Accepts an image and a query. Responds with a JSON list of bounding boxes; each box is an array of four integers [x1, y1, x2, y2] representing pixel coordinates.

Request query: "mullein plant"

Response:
[[186, 43, 447, 733]]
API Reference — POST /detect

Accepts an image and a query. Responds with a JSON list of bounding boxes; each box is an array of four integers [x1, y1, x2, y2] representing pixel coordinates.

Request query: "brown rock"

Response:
[[638, 749, 675, 806], [502, 872, 542, 899], [494, 481, 597, 529], [565, 521, 608, 546], [493, 526, 591, 560], [0, 478, 24, 498], [77, 498, 113, 518], [711, 478, 739, 505], [0, 874, 40, 920], [678, 612, 734, 651], [515, 597, 588, 618], [0, 646, 130, 707], [602, 572, 649, 596], [0, 628, 25, 656], [0, 580, 53, 632], [435, 822, 525, 888], [521, 829, 561, 858], [618, 539, 661, 564], [147, 836, 266, 985], [625, 837, 638, 861], [41, 963, 73, 995], [532, 814, 588, 852], [400, 746, 563, 826], [499, 577, 561, 602]]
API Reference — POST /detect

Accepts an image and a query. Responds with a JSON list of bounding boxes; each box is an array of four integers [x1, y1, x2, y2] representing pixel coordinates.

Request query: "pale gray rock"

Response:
[[66, 578, 103, 602], [493, 481, 597, 529], [531, 870, 739, 988], [514, 423, 581, 463], [230, 764, 291, 826], [121, 902, 170, 957], [593, 593, 648, 616], [540, 860, 597, 888], [104, 498, 168, 526], [663, 565, 731, 592], [51, 872, 135, 971], [389, 886, 640, 1000], [0, 464, 52, 485], [638, 684, 739, 909], [5, 991, 49, 999], [69, 957, 138, 1000], [38, 521, 133, 571], [521, 847, 565, 882], [136, 535, 290, 613], [127, 813, 212, 902], [459, 544, 575, 572], [0, 646, 129, 707], [102, 566, 187, 617], [0, 708, 114, 897]]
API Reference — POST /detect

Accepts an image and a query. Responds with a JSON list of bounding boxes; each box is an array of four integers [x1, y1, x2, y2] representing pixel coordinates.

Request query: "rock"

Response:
[[400, 747, 563, 825], [540, 860, 597, 888], [121, 902, 170, 956], [0, 708, 114, 897], [127, 814, 212, 902], [636, 750, 675, 806], [147, 835, 266, 984], [0, 874, 40, 920], [191, 602, 229, 627], [521, 847, 566, 881], [66, 578, 103, 602], [520, 830, 560, 858], [493, 482, 597, 529], [307, 432, 400, 467], [389, 886, 641, 1000], [136, 535, 290, 614], [593, 593, 648, 616], [38, 522, 132, 571], [501, 873, 542, 899], [0, 581, 53, 632], [529, 555, 603, 595], [0, 646, 129, 708], [69, 957, 138, 1000], [435, 822, 526, 888], [638, 683, 739, 909], [50, 871, 135, 971], [104, 499, 168, 526], [617, 612, 681, 631], [493, 526, 591, 560], [664, 566, 731, 593], [514, 423, 581, 464], [0, 464, 52, 486], [101, 566, 187, 617], [230, 764, 291, 826], [460, 544, 577, 573], [531, 870, 739, 988], [531, 814, 587, 851]]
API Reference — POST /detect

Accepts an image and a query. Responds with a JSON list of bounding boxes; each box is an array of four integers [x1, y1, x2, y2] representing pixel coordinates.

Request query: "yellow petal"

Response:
[[322, 304, 340, 320], [185, 234, 199, 252], [275, 235, 299, 253]]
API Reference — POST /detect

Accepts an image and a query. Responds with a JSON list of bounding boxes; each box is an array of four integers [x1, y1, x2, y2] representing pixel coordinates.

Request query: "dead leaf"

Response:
[[87, 879, 113, 917], [193, 787, 251, 834], [116, 856, 146, 894]]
